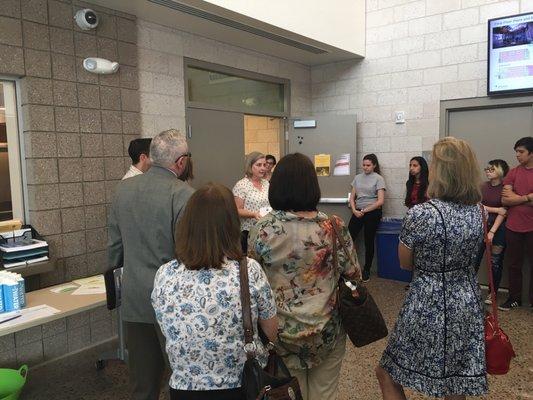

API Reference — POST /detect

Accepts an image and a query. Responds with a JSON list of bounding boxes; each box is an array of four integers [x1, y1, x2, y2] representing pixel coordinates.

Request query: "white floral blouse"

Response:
[[233, 177, 270, 232], [151, 257, 277, 391]]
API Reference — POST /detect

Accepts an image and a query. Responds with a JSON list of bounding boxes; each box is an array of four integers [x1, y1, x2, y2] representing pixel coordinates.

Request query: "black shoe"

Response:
[[498, 298, 521, 311], [362, 269, 370, 283], [404, 284, 410, 291]]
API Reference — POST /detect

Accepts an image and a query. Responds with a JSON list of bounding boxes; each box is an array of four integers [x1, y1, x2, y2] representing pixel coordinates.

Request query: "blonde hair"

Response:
[[428, 137, 481, 205], [244, 151, 265, 178]]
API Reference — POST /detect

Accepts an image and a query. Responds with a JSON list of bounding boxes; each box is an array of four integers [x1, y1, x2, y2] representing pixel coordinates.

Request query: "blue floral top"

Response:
[[151, 257, 277, 391]]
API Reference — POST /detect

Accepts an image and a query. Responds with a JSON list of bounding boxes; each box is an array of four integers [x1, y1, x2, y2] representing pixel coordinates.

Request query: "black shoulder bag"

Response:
[[239, 258, 303, 400], [330, 216, 388, 347]]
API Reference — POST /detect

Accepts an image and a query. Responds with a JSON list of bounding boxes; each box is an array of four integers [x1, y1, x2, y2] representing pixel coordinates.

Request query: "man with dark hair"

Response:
[[265, 154, 277, 181], [122, 138, 152, 180], [500, 136, 533, 310], [109, 129, 194, 399]]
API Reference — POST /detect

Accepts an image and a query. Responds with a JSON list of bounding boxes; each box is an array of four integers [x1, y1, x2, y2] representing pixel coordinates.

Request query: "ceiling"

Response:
[[86, 0, 363, 66]]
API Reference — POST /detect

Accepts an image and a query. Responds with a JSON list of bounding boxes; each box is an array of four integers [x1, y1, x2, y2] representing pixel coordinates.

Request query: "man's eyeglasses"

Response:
[[175, 152, 191, 163], [265, 161, 275, 165], [484, 166, 495, 172]]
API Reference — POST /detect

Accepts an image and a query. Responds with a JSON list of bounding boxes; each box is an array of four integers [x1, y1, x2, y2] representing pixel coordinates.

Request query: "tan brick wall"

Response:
[[244, 115, 281, 161], [0, 0, 139, 368]]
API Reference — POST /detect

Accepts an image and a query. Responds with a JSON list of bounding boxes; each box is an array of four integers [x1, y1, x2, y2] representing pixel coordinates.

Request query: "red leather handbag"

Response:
[[480, 205, 516, 375]]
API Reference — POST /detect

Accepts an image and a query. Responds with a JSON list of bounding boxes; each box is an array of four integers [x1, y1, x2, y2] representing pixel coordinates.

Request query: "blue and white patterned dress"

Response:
[[151, 257, 277, 391], [380, 200, 488, 397]]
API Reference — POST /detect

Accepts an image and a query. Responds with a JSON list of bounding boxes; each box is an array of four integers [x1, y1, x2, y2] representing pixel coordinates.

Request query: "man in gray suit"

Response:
[[108, 129, 194, 400]]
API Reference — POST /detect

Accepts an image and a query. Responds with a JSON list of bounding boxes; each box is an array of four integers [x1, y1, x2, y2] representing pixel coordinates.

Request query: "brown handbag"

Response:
[[239, 258, 303, 400], [329, 216, 388, 347]]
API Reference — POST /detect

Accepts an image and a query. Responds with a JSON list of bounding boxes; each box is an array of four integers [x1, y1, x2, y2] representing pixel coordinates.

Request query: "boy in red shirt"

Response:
[[499, 136, 533, 310]]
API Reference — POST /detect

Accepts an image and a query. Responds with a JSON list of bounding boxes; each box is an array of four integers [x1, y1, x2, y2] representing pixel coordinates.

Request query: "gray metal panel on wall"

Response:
[[187, 108, 244, 190], [288, 114, 357, 199], [447, 105, 533, 170]]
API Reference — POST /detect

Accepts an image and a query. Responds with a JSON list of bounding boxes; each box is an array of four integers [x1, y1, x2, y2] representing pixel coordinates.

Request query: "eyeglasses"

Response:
[[175, 152, 191, 163], [484, 167, 495, 172], [265, 161, 275, 165]]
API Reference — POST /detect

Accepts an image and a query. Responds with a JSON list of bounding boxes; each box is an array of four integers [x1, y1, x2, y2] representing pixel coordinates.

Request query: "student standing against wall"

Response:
[[122, 138, 152, 180], [404, 156, 429, 209], [500, 137, 533, 311], [476, 159, 509, 305], [348, 153, 386, 282]]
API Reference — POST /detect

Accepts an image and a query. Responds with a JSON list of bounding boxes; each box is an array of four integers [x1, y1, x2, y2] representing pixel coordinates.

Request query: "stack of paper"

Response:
[[0, 228, 49, 269]]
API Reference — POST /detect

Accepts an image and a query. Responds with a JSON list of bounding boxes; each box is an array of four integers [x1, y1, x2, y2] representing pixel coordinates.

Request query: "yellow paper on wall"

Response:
[[314, 154, 331, 177]]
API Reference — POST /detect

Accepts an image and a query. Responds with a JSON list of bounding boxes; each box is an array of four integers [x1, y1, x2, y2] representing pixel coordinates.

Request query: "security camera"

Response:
[[83, 58, 120, 74], [74, 9, 99, 30]]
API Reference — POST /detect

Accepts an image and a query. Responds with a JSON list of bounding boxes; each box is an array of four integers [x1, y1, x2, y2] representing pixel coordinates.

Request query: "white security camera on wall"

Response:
[[83, 58, 120, 74], [74, 9, 99, 30]]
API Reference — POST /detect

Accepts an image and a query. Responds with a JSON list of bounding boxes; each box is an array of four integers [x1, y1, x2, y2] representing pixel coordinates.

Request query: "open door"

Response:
[[186, 108, 245, 189]]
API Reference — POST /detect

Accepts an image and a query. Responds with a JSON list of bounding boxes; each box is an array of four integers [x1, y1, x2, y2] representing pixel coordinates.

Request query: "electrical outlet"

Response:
[[395, 111, 405, 124]]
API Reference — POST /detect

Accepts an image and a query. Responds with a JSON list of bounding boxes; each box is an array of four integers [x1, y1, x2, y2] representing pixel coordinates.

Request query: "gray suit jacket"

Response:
[[108, 166, 194, 323]]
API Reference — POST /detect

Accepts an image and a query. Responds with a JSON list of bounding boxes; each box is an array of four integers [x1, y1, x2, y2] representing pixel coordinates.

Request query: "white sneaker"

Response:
[[484, 295, 492, 305]]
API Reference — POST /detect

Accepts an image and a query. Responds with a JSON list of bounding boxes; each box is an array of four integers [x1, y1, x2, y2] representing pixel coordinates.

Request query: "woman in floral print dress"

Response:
[[249, 153, 361, 400], [376, 137, 488, 400]]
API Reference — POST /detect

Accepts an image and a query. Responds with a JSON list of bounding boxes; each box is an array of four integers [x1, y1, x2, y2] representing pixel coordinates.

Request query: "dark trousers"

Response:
[[348, 209, 382, 271], [124, 321, 168, 400], [475, 222, 506, 293], [170, 387, 244, 400], [241, 230, 249, 254], [506, 229, 533, 304]]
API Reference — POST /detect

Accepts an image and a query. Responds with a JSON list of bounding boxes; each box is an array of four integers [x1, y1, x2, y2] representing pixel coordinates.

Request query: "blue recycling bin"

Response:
[[376, 218, 412, 283]]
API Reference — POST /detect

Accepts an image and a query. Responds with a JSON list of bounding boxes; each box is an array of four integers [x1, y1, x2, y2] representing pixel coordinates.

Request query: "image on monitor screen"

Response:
[[492, 23, 533, 49], [488, 12, 533, 96]]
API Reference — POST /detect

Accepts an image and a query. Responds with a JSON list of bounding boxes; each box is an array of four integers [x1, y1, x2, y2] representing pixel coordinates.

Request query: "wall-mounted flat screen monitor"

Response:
[[488, 12, 533, 96]]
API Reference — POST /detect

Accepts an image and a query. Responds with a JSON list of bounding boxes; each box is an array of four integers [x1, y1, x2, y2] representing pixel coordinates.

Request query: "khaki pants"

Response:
[[288, 333, 347, 400]]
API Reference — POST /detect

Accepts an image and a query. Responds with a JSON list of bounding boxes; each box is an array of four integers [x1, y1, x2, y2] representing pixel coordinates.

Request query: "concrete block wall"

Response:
[[0, 0, 138, 368], [244, 115, 281, 161], [136, 19, 312, 138], [311, 0, 532, 217]]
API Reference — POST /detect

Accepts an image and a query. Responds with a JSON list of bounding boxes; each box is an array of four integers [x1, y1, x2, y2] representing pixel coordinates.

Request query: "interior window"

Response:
[[0, 81, 24, 222]]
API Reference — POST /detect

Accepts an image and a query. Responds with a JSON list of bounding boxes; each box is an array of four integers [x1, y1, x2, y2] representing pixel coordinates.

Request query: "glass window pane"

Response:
[[187, 67, 284, 114], [0, 83, 13, 221]]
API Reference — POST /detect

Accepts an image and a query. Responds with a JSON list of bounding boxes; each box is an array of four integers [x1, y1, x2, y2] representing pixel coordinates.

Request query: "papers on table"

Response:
[[50, 284, 79, 294], [49, 275, 106, 296], [71, 275, 105, 295], [0, 305, 60, 329]]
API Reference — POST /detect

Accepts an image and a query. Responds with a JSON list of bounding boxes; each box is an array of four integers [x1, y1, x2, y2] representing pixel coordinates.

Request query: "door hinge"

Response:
[[187, 125, 192, 139]]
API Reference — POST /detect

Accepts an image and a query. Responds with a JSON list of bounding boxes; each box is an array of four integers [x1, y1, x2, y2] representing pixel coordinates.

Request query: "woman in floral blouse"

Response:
[[249, 153, 361, 400], [152, 183, 278, 400]]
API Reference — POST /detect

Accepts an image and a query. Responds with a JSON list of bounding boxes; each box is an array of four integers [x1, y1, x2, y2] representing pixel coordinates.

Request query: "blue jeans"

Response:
[[475, 222, 506, 293]]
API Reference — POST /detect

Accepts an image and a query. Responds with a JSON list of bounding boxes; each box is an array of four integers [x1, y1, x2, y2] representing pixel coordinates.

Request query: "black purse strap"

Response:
[[239, 257, 256, 358]]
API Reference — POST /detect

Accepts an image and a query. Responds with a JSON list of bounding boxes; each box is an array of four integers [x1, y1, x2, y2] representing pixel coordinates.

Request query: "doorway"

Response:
[[185, 58, 289, 190], [244, 115, 283, 163]]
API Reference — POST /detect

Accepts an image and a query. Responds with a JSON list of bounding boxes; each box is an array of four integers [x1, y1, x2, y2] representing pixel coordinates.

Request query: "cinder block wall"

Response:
[[311, 0, 533, 217], [0, 0, 313, 368], [135, 19, 312, 137], [0, 0, 138, 367]]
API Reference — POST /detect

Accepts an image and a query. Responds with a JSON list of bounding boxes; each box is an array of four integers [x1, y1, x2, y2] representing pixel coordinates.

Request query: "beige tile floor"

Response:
[[22, 277, 532, 400]]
